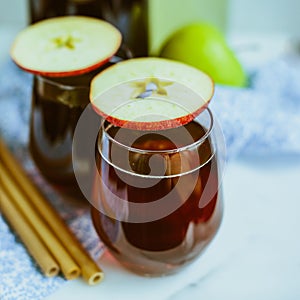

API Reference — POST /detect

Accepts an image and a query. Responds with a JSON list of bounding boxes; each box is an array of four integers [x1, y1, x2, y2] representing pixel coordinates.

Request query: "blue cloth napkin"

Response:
[[210, 53, 300, 157], [0, 52, 300, 300]]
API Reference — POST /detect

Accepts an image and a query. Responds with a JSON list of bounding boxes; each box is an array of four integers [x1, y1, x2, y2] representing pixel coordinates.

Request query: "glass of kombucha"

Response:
[[91, 106, 224, 276], [29, 71, 97, 194], [28, 56, 129, 196], [16, 16, 127, 197]]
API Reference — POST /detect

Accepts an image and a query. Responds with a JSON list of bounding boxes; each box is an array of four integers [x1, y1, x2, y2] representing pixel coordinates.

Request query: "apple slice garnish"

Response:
[[10, 16, 122, 77], [90, 57, 214, 130]]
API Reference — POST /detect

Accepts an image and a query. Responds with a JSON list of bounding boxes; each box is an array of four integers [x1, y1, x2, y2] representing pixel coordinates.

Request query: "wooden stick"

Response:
[[0, 163, 81, 280], [0, 187, 60, 277], [0, 140, 104, 285]]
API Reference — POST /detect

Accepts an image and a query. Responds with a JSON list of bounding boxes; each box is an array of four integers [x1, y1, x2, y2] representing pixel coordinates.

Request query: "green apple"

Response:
[[160, 23, 247, 87]]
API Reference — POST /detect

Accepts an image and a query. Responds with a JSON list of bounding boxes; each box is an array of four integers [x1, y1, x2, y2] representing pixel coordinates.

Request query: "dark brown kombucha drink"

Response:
[[91, 119, 223, 275], [29, 60, 119, 194]]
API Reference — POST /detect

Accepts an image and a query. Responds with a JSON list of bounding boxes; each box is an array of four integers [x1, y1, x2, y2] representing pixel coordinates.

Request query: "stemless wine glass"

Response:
[[89, 104, 225, 276], [10, 16, 126, 199], [29, 58, 126, 197], [29, 73, 91, 194]]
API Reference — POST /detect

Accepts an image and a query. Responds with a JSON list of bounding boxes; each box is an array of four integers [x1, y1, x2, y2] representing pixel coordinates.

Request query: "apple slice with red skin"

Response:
[[10, 16, 122, 77], [90, 57, 214, 130]]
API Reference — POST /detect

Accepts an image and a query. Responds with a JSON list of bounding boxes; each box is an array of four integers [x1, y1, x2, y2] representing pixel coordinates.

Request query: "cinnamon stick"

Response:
[[0, 186, 60, 277], [0, 140, 104, 285], [0, 163, 81, 280]]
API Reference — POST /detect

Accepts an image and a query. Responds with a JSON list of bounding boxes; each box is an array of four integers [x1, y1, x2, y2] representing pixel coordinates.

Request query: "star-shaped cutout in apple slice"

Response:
[[52, 35, 81, 50], [131, 78, 174, 99]]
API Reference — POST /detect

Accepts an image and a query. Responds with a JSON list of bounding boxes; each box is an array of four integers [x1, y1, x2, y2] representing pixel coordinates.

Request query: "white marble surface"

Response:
[[43, 154, 300, 300], [1, 24, 300, 300]]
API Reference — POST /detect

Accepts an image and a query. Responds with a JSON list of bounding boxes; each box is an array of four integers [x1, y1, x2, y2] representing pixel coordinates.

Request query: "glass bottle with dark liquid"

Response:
[[29, 0, 103, 21], [29, 0, 148, 56], [91, 109, 224, 275]]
